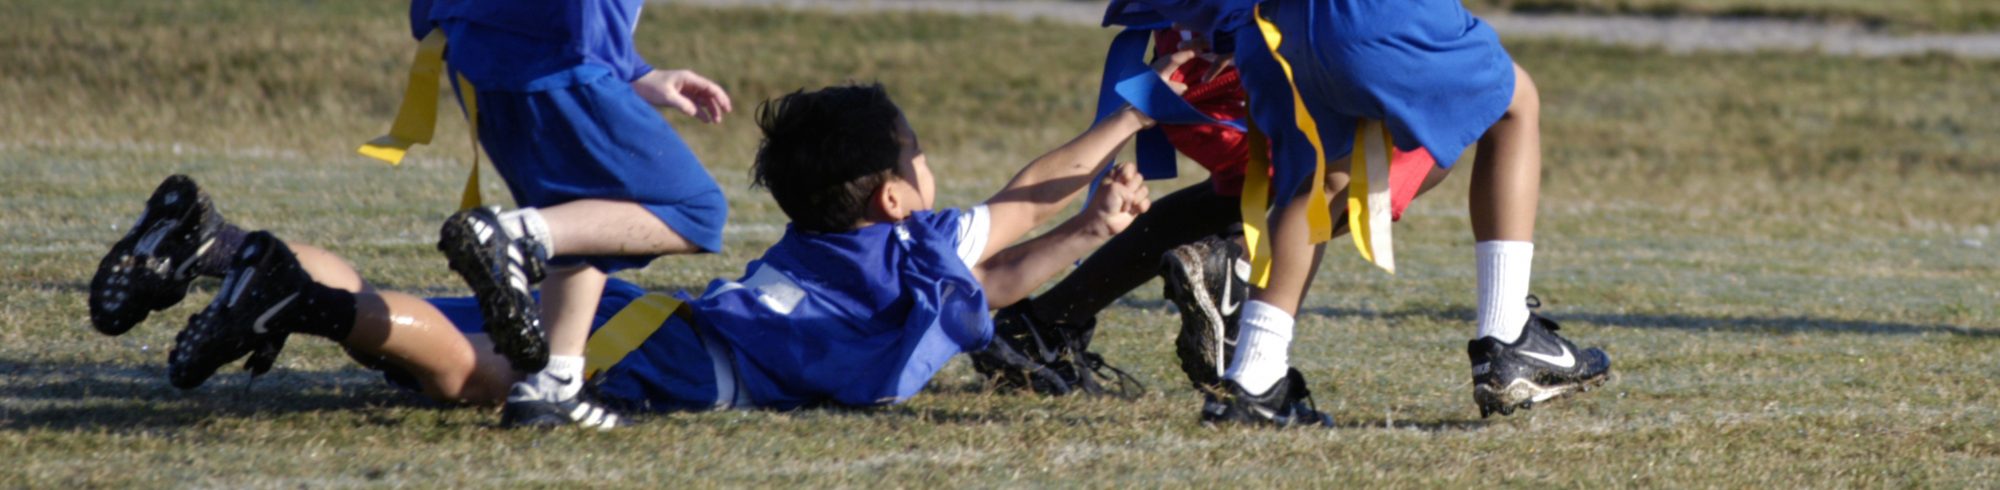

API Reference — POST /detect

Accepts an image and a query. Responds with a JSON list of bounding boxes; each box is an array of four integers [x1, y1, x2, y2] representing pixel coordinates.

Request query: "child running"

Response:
[[111, 82, 1161, 428], [969, 27, 1448, 396], [404, 0, 735, 423], [1092, 0, 1612, 427]]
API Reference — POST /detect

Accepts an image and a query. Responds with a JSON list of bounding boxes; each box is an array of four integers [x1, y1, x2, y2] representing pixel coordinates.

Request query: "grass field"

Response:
[[4, 0, 1999, 486], [1466, 0, 2000, 32]]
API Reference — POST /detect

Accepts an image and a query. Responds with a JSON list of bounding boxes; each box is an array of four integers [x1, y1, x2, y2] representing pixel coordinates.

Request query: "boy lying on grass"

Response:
[[93, 82, 1173, 429]]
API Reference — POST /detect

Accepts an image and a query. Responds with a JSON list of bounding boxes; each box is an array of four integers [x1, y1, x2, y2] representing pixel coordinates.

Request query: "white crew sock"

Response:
[[1223, 300, 1294, 395], [498, 207, 555, 257], [518, 355, 587, 401], [1475, 241, 1535, 343]]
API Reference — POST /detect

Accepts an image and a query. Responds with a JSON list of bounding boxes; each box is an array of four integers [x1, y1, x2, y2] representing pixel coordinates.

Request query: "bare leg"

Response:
[[532, 200, 697, 359], [1470, 63, 1541, 242], [539, 265, 608, 358], [280, 239, 511, 403], [289, 242, 371, 294], [1247, 162, 1351, 315], [340, 291, 516, 404], [538, 199, 700, 256]]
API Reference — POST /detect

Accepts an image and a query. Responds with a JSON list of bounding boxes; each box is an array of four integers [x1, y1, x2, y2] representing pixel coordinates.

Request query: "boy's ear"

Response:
[[870, 178, 908, 222]]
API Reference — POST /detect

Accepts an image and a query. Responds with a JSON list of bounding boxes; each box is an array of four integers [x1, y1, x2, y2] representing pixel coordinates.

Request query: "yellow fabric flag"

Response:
[[357, 31, 484, 210], [1347, 120, 1396, 273], [582, 293, 689, 380], [1240, 5, 1397, 286]]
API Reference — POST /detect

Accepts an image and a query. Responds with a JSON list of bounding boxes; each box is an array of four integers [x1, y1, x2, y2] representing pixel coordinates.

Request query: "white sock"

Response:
[[498, 207, 555, 257], [1223, 300, 1293, 395], [1475, 241, 1534, 343], [519, 355, 587, 401]]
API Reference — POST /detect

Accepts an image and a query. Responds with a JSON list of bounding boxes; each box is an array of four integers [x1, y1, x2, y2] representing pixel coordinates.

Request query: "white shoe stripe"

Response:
[[569, 401, 592, 421], [226, 266, 256, 308], [583, 407, 605, 427], [250, 292, 300, 335]]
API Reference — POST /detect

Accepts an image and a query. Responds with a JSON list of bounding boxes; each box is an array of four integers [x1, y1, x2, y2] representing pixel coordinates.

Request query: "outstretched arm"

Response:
[[973, 50, 1191, 263], [975, 163, 1152, 308]]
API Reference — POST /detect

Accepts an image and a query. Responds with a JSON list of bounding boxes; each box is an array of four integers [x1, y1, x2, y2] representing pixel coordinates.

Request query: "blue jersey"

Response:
[[688, 209, 995, 409], [412, 0, 654, 92]]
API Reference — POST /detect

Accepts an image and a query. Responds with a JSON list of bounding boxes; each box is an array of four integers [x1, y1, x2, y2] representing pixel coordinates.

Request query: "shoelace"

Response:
[[1524, 294, 1562, 332]]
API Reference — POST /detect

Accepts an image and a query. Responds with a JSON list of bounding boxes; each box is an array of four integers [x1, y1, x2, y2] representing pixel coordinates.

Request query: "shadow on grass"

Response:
[[0, 359, 434, 432], [1297, 305, 1999, 338]]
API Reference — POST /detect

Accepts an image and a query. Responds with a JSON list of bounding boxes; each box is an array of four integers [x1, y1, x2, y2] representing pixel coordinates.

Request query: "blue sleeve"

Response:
[[409, 0, 435, 39], [907, 209, 968, 250], [597, 0, 654, 82]]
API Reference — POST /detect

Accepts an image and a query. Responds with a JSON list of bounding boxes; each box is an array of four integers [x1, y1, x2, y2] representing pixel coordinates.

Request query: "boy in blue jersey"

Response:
[[139, 81, 1163, 428], [403, 0, 738, 422], [1092, 0, 1613, 426]]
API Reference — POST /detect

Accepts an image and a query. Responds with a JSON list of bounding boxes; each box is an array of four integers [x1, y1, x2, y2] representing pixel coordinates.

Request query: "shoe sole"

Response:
[[438, 212, 549, 373], [1473, 370, 1611, 418], [89, 175, 213, 336], [1163, 246, 1228, 391]]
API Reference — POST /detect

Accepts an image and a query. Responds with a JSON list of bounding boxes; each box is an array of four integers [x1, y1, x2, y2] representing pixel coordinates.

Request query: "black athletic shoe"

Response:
[[1199, 368, 1334, 428], [1467, 296, 1612, 418], [167, 232, 300, 390], [968, 301, 1144, 399], [1162, 235, 1249, 391], [438, 207, 549, 373], [89, 175, 226, 336], [500, 382, 625, 430]]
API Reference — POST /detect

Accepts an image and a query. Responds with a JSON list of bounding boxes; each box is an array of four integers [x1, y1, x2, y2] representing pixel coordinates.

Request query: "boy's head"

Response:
[[753, 83, 934, 233]]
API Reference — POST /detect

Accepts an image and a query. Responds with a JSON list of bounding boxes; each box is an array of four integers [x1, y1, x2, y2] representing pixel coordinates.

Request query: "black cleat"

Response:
[[1162, 235, 1249, 391], [1199, 368, 1334, 428], [89, 175, 226, 336], [500, 382, 625, 430], [167, 232, 300, 390], [1468, 297, 1612, 418], [438, 207, 549, 373], [968, 301, 1143, 399]]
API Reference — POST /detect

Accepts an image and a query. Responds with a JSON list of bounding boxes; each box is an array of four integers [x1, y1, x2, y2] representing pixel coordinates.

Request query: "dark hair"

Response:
[[751, 83, 905, 233]]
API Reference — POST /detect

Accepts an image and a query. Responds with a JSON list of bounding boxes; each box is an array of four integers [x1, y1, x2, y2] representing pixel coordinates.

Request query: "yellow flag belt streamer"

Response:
[[582, 293, 690, 379], [1240, 5, 1396, 287], [356, 31, 485, 211]]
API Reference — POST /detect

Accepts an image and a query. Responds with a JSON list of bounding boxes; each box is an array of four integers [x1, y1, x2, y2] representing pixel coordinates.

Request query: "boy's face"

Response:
[[889, 113, 935, 211]]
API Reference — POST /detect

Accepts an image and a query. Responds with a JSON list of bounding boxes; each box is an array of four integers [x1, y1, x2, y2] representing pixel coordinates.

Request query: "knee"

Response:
[[1504, 63, 1540, 123]]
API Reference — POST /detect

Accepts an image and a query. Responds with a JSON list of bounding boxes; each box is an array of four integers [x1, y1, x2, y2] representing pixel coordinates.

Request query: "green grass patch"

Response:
[[1467, 0, 2000, 32], [3, 0, 1998, 486]]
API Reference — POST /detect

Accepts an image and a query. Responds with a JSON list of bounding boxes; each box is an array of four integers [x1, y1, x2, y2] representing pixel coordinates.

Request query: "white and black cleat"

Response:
[[89, 174, 225, 336], [1199, 368, 1334, 429], [167, 232, 300, 390], [500, 381, 625, 430], [1467, 297, 1611, 418], [1162, 235, 1249, 391], [438, 207, 549, 373]]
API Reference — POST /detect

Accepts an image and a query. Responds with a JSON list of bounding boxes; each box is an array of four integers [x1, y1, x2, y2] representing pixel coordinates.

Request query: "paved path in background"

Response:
[[668, 0, 2000, 58]]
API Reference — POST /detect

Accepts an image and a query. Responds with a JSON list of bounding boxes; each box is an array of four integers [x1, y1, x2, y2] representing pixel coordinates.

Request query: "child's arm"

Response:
[[973, 51, 1193, 264], [974, 163, 1152, 307]]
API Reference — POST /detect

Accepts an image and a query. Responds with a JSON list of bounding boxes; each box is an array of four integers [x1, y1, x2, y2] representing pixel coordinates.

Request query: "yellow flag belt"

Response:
[[1240, 5, 1397, 288], [356, 31, 485, 211], [582, 293, 693, 380]]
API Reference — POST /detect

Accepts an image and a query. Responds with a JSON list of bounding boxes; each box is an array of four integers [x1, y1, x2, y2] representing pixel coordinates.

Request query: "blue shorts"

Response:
[[474, 72, 729, 273], [1235, 0, 1514, 198], [419, 279, 736, 412]]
